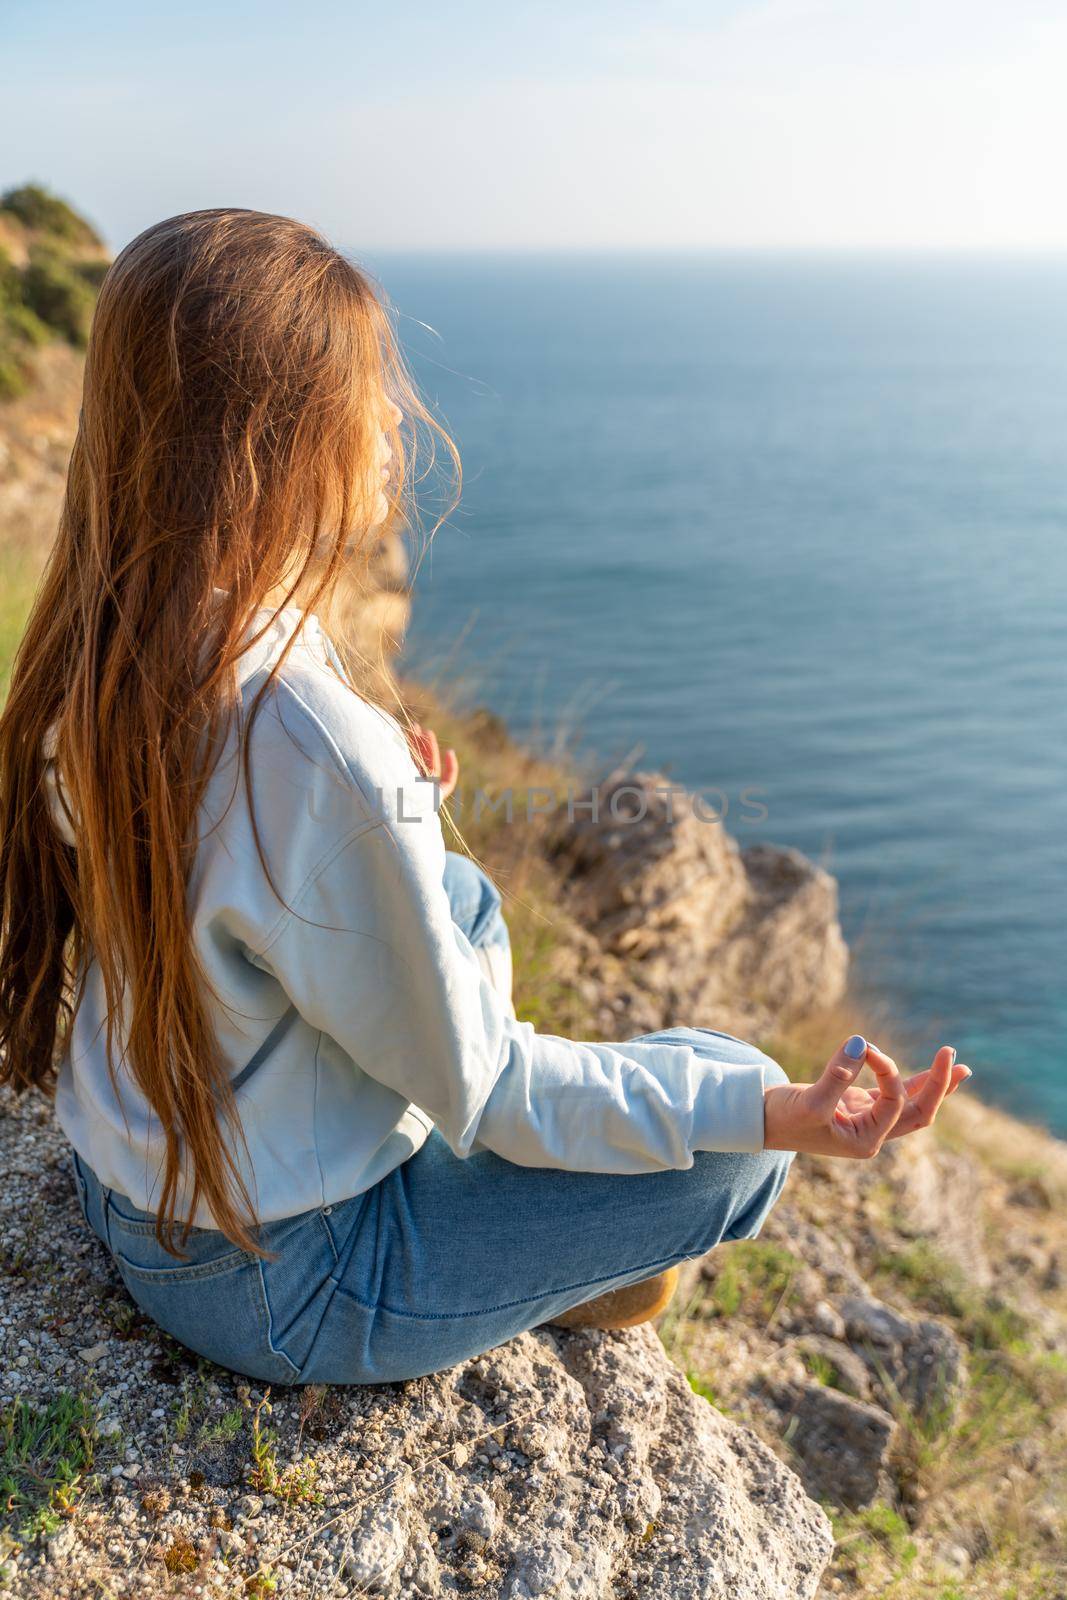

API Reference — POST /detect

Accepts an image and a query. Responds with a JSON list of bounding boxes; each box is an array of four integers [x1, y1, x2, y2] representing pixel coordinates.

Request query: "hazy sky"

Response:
[[4, 0, 1067, 254]]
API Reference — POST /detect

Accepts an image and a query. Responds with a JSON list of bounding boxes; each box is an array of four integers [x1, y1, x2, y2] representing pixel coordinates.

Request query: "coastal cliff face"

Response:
[[1, 217, 1065, 1598], [550, 769, 848, 1042]]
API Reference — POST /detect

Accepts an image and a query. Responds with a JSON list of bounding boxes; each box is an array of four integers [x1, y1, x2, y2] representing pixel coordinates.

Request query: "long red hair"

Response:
[[0, 208, 458, 1253]]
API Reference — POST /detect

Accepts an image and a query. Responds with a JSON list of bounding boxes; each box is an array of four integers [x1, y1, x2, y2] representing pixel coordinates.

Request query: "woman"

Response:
[[0, 210, 971, 1386]]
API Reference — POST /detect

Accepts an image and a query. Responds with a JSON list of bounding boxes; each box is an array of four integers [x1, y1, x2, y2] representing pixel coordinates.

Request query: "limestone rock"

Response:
[[874, 1136, 993, 1289], [551, 770, 848, 1037], [551, 768, 751, 954], [792, 1334, 874, 1401], [732, 844, 850, 1027], [1, 1087, 834, 1600], [839, 1293, 968, 1422], [757, 1376, 898, 1511]]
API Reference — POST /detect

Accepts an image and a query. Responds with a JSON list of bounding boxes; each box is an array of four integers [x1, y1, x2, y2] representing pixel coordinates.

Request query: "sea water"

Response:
[[369, 252, 1067, 1137]]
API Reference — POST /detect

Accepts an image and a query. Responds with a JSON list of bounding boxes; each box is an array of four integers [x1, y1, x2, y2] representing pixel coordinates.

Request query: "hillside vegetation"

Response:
[[0, 185, 109, 401]]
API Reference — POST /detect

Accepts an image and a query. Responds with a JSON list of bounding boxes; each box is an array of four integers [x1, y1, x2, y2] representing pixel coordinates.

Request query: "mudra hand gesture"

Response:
[[763, 1035, 972, 1159]]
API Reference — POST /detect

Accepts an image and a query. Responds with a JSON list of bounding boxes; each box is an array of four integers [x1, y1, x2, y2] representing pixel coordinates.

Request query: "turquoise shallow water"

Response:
[[369, 253, 1067, 1138]]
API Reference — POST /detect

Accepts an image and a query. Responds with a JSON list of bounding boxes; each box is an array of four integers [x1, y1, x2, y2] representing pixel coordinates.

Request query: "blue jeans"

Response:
[[71, 852, 795, 1386]]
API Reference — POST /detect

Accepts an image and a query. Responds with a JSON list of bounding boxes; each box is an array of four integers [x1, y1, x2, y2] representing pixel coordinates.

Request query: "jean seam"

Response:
[[328, 1248, 699, 1323], [104, 1198, 222, 1239], [106, 1215, 182, 1238], [255, 1261, 302, 1382]]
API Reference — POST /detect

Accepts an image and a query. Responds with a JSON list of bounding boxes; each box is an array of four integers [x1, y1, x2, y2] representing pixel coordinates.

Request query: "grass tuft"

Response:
[[0, 1392, 96, 1544], [704, 1239, 800, 1324], [248, 1393, 320, 1507], [686, 1371, 732, 1414]]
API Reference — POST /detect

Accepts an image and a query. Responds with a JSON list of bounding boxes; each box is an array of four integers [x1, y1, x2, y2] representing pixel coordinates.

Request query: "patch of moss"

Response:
[[163, 1534, 200, 1574]]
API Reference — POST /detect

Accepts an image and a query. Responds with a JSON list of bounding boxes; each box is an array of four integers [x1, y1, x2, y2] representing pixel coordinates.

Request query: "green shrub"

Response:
[[0, 242, 55, 396], [3, 302, 51, 347], [21, 245, 96, 347], [0, 186, 107, 399], [0, 347, 31, 401], [0, 183, 102, 248], [0, 244, 17, 299], [75, 257, 110, 291], [0, 303, 44, 399]]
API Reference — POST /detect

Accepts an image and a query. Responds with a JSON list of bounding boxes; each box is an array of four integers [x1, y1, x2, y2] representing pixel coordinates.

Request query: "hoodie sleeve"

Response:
[[247, 682, 774, 1171]]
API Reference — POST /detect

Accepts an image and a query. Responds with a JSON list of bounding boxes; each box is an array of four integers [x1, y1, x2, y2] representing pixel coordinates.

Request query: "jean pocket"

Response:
[[113, 1246, 301, 1385], [106, 1194, 256, 1274], [113, 1244, 256, 1285]]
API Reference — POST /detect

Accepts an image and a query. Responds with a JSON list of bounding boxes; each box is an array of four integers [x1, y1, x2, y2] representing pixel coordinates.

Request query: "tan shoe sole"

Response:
[[548, 1266, 680, 1331]]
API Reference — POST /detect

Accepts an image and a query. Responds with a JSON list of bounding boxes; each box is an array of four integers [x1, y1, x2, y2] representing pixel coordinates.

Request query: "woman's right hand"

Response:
[[763, 1035, 972, 1159], [406, 721, 460, 802]]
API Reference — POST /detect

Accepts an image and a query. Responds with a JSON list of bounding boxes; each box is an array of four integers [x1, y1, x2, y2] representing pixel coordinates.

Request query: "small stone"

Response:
[[811, 1299, 846, 1339], [343, 1511, 408, 1590], [77, 1342, 110, 1365], [46, 1525, 77, 1561], [937, 1542, 971, 1575]]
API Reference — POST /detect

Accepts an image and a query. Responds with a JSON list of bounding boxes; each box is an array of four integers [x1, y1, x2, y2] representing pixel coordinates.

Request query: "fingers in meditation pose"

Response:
[[763, 1034, 971, 1158]]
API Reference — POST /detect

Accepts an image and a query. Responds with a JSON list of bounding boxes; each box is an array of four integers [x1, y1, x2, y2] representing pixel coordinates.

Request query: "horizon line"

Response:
[[349, 242, 1067, 261]]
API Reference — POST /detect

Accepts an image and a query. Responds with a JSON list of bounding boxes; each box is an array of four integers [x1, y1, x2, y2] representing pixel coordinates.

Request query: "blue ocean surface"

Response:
[[368, 253, 1067, 1138]]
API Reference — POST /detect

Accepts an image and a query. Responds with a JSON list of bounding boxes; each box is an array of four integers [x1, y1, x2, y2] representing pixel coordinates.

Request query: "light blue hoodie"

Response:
[[51, 605, 776, 1227]]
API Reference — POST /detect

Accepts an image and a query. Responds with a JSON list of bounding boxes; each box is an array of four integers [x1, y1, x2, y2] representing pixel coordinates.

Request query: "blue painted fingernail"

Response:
[[844, 1034, 867, 1060], [948, 1047, 957, 1065]]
